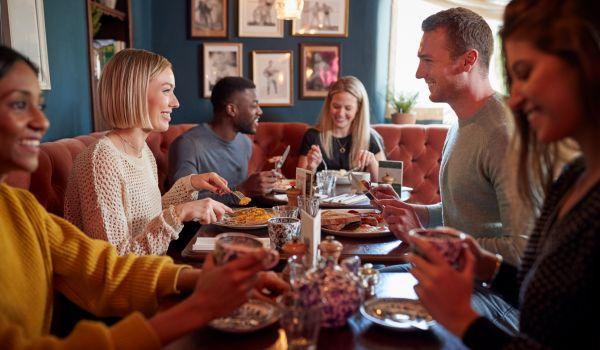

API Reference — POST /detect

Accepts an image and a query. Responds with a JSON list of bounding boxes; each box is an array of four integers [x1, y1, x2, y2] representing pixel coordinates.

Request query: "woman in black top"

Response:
[[297, 76, 385, 180], [406, 1, 600, 349]]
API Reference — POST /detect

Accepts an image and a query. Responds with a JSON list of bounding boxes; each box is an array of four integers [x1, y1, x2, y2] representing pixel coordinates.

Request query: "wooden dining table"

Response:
[[163, 272, 468, 350]]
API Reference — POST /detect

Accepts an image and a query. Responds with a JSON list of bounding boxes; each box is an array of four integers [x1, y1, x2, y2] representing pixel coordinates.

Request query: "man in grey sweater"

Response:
[[168, 77, 277, 205], [378, 8, 529, 266]]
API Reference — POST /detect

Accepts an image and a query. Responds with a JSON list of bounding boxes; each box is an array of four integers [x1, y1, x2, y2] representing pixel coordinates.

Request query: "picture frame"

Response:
[[238, 0, 284, 38], [202, 43, 243, 98], [1, 0, 51, 89], [292, 0, 349, 37], [252, 50, 293, 107], [300, 43, 340, 98], [190, 0, 228, 38]]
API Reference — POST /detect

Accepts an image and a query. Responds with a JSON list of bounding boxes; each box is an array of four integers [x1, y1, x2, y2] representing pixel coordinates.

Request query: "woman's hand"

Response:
[[190, 253, 266, 322], [249, 271, 291, 303], [177, 198, 233, 224], [406, 234, 480, 337], [191, 172, 229, 194], [354, 150, 377, 171], [306, 145, 323, 171]]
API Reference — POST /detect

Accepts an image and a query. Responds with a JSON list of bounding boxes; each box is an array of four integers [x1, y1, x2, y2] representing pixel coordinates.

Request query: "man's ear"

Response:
[[463, 49, 478, 72], [225, 103, 237, 117]]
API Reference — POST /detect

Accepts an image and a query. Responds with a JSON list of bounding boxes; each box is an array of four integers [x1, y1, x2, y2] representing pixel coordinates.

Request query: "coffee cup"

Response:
[[409, 227, 465, 267], [268, 217, 301, 251], [213, 232, 279, 270]]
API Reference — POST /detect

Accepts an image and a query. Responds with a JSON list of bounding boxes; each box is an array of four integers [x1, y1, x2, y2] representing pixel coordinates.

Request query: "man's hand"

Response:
[[238, 171, 278, 197], [377, 199, 425, 242]]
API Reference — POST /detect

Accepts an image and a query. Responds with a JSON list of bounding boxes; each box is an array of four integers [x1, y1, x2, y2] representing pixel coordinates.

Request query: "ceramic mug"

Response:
[[408, 227, 466, 267], [268, 217, 301, 251], [213, 232, 279, 270]]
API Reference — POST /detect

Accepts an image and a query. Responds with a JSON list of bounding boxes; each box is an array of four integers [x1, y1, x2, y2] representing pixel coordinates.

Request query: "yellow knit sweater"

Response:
[[0, 183, 187, 349]]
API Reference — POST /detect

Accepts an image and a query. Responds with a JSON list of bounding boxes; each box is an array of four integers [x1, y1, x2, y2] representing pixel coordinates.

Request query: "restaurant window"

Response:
[[387, 0, 508, 124]]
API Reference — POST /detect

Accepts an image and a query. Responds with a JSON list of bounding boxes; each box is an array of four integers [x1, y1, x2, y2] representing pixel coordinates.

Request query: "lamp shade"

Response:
[[275, 0, 304, 20]]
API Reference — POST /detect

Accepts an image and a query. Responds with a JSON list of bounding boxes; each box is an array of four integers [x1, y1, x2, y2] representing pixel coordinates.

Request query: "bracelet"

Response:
[[168, 205, 183, 227], [482, 254, 503, 288]]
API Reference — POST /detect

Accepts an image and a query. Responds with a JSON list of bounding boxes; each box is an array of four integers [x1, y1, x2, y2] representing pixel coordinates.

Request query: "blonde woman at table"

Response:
[[297, 76, 386, 180], [407, 0, 600, 348], [0, 45, 288, 350], [65, 49, 233, 256]]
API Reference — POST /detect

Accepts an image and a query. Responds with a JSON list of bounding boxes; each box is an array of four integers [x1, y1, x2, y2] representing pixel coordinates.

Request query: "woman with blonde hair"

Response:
[[0, 45, 288, 349], [298, 75, 385, 180], [65, 48, 232, 256]]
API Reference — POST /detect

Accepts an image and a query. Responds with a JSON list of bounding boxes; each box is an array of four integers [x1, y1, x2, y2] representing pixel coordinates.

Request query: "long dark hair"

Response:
[[0, 45, 39, 79], [500, 0, 600, 208]]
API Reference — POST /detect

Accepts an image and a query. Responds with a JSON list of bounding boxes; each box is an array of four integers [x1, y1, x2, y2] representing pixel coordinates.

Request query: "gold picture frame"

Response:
[[238, 0, 284, 38], [292, 0, 349, 37], [203, 43, 243, 98], [252, 50, 293, 107], [300, 43, 340, 98], [190, 0, 228, 38]]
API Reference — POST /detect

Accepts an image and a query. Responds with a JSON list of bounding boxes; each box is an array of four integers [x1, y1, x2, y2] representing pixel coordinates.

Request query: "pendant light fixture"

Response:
[[275, 0, 304, 20]]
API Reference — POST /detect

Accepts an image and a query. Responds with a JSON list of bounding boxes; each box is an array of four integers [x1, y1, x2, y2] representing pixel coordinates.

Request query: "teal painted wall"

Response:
[[42, 0, 91, 141], [40, 0, 390, 140], [151, 0, 392, 126]]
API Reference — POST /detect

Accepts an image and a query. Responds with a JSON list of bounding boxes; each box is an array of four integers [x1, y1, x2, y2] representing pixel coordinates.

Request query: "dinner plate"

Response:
[[320, 209, 391, 238], [360, 297, 435, 331], [214, 208, 272, 230], [209, 299, 280, 333]]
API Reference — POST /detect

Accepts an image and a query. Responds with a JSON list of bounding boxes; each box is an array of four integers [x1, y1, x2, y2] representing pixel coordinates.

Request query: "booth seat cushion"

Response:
[[5, 122, 448, 216], [373, 124, 448, 204]]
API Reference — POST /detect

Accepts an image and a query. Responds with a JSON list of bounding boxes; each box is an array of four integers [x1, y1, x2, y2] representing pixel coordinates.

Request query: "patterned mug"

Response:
[[213, 232, 279, 270], [408, 227, 466, 267], [268, 217, 301, 251]]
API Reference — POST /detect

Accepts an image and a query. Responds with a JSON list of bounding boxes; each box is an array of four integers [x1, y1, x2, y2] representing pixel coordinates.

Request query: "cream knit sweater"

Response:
[[64, 136, 198, 256]]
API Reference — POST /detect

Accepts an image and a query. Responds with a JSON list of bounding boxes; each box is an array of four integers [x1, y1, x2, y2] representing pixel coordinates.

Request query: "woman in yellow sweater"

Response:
[[0, 46, 287, 349]]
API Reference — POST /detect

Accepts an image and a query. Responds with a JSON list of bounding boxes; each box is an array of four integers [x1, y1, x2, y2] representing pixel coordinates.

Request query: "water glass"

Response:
[[297, 195, 320, 216], [279, 293, 322, 350], [316, 171, 337, 197], [272, 205, 300, 218]]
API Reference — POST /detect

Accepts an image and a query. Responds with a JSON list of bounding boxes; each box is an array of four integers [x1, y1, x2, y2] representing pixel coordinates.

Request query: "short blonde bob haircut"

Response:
[[98, 48, 172, 130]]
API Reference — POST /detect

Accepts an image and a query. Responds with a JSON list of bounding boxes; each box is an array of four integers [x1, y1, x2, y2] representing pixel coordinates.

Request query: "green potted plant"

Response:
[[387, 91, 419, 124]]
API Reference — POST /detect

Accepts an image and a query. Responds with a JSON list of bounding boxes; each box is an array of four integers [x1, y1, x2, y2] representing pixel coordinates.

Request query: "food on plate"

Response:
[[222, 207, 273, 225], [239, 197, 251, 206], [321, 210, 386, 233]]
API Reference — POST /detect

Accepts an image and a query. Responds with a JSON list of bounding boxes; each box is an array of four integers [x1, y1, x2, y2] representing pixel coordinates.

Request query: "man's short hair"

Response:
[[210, 76, 256, 112], [422, 7, 493, 72]]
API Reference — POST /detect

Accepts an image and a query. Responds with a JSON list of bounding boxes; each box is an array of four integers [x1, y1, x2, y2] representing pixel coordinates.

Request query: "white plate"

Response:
[[321, 209, 391, 238], [360, 297, 435, 331], [209, 299, 280, 333], [215, 208, 272, 230]]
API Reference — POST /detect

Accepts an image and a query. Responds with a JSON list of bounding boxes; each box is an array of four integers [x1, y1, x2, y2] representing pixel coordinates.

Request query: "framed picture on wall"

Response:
[[190, 0, 228, 37], [300, 43, 340, 98], [203, 43, 243, 98], [292, 0, 349, 37], [238, 0, 284, 37], [251, 50, 293, 107]]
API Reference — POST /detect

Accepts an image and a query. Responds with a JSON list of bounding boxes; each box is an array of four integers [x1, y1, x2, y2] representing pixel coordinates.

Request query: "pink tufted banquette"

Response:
[[5, 122, 448, 216]]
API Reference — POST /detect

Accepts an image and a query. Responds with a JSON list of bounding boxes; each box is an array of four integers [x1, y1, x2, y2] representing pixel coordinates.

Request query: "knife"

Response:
[[275, 145, 291, 170]]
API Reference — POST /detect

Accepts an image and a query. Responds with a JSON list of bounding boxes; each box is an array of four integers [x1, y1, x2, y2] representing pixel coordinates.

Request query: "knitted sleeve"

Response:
[[65, 141, 184, 256]]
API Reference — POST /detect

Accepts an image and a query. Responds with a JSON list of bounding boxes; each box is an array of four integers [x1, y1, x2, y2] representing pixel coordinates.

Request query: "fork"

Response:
[[232, 190, 252, 206]]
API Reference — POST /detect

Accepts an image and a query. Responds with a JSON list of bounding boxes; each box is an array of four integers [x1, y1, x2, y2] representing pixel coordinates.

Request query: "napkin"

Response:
[[340, 194, 369, 205], [192, 237, 270, 251]]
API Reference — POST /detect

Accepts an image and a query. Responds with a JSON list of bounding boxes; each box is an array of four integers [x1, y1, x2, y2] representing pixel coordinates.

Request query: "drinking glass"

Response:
[[297, 195, 320, 216], [316, 171, 337, 197], [279, 293, 322, 350], [272, 205, 300, 218]]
